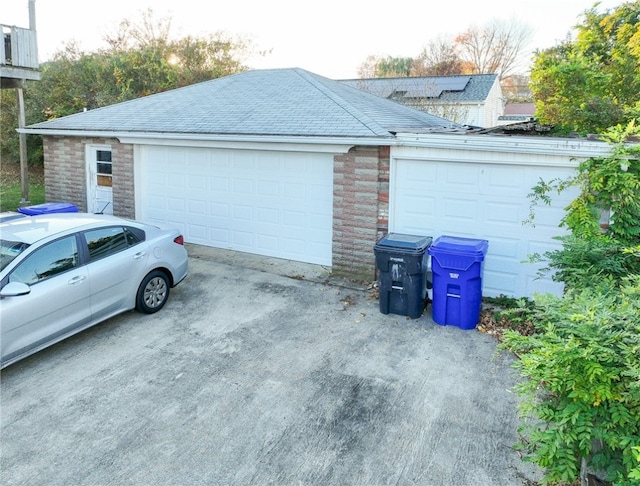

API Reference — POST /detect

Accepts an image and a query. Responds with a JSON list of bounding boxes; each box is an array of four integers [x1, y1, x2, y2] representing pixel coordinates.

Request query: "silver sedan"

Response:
[[0, 213, 188, 368]]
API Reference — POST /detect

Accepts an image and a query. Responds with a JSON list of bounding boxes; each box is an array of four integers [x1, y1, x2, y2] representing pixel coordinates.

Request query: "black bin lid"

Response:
[[374, 233, 432, 252]]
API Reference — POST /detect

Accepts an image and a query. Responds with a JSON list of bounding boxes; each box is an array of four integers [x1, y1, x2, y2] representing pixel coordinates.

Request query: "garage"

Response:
[[135, 145, 334, 266], [389, 153, 580, 298]]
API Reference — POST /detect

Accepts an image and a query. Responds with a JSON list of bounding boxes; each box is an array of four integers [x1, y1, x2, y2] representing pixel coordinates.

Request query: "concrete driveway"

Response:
[[1, 245, 542, 486]]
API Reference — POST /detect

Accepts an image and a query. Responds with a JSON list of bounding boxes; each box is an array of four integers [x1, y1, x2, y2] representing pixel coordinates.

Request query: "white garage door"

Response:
[[391, 159, 578, 298], [136, 146, 334, 265]]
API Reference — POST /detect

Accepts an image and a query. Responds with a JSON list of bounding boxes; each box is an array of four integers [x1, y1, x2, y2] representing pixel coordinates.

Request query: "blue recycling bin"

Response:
[[428, 236, 489, 330], [374, 233, 432, 319], [17, 202, 79, 215]]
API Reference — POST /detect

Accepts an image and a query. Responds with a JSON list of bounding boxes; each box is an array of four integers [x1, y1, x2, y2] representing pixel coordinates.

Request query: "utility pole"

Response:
[[18, 84, 29, 205]]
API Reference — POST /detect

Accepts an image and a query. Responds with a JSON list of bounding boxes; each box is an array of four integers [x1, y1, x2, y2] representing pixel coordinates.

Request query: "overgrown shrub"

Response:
[[500, 276, 640, 485], [534, 235, 640, 292], [527, 121, 640, 245]]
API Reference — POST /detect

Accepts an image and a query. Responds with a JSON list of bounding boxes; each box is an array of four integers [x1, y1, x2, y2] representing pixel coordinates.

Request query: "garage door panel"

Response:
[[485, 236, 520, 259], [396, 160, 436, 187], [442, 165, 481, 189], [209, 228, 230, 246], [442, 197, 477, 220], [256, 234, 279, 251], [257, 207, 279, 224], [189, 224, 207, 240], [484, 269, 518, 296], [257, 181, 280, 197], [233, 178, 253, 194], [282, 237, 305, 254], [485, 201, 521, 224], [209, 202, 230, 217], [392, 158, 576, 298], [529, 205, 570, 229], [211, 176, 230, 192], [308, 212, 332, 230], [137, 146, 333, 265], [484, 167, 524, 196]]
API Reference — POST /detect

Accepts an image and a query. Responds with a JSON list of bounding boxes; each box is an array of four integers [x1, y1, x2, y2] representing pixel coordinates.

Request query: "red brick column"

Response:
[[111, 143, 135, 219], [332, 145, 390, 280]]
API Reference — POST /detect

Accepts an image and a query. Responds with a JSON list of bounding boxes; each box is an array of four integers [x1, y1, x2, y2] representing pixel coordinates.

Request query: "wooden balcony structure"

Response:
[[1, 0, 40, 205], [1, 23, 40, 87]]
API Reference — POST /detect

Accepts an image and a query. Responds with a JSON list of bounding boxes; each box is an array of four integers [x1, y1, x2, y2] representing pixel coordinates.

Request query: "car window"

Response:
[[9, 236, 79, 286], [84, 226, 142, 261], [0, 240, 30, 272], [124, 227, 144, 245], [85, 227, 128, 261]]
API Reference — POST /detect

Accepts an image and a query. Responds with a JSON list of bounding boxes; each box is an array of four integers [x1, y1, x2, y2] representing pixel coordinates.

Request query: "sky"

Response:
[[2, 0, 626, 79]]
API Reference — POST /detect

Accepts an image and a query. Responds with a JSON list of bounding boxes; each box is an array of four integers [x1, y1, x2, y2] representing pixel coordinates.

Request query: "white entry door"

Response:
[[86, 145, 113, 214]]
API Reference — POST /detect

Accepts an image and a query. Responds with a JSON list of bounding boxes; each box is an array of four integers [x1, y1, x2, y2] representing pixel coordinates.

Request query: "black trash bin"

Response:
[[374, 233, 432, 319]]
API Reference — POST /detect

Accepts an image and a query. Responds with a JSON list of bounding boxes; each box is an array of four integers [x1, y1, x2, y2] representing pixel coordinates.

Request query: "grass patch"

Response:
[[0, 164, 45, 212]]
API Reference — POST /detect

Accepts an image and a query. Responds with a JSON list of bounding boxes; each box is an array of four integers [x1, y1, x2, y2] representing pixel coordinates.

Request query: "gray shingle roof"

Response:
[[26, 68, 462, 138], [339, 74, 499, 103]]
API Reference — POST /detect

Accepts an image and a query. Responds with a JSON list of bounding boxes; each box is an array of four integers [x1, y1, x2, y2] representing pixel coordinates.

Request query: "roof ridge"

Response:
[[293, 69, 390, 136]]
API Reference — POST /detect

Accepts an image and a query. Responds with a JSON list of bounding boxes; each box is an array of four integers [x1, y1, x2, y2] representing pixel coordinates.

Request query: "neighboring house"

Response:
[[339, 74, 504, 128], [497, 102, 536, 125], [22, 68, 610, 298]]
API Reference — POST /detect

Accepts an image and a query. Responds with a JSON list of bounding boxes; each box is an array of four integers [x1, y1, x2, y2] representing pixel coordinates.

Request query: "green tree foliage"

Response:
[[528, 121, 640, 245], [358, 55, 416, 77], [0, 89, 43, 165], [530, 1, 640, 134], [1, 10, 256, 165], [500, 277, 640, 485], [509, 121, 640, 485]]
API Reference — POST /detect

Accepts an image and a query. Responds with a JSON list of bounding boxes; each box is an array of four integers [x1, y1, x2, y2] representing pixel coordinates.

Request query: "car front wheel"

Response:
[[136, 270, 170, 314]]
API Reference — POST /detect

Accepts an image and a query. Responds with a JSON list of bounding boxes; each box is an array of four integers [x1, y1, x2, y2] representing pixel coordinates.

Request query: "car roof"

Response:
[[0, 213, 133, 245]]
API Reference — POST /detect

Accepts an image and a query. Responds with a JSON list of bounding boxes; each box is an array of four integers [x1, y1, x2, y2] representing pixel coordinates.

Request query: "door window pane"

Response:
[[97, 162, 112, 175], [9, 236, 79, 286], [96, 150, 112, 162]]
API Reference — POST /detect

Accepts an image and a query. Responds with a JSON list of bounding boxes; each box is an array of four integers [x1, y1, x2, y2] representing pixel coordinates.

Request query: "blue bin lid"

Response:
[[428, 235, 488, 257], [374, 233, 432, 251], [17, 202, 79, 215]]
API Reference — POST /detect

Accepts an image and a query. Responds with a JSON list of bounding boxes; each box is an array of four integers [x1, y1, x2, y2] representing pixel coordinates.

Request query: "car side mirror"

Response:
[[0, 282, 31, 297]]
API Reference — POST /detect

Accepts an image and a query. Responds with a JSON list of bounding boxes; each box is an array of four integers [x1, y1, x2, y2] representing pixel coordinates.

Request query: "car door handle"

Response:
[[134, 251, 146, 260], [68, 275, 86, 285]]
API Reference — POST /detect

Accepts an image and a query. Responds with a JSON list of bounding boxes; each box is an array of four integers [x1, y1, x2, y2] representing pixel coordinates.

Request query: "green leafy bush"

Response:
[[500, 277, 640, 485], [527, 121, 640, 245], [534, 235, 640, 292]]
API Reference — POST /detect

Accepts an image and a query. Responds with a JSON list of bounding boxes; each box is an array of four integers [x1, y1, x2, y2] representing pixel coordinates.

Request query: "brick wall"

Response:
[[332, 145, 390, 281], [111, 142, 135, 218], [43, 136, 135, 218], [43, 136, 87, 210]]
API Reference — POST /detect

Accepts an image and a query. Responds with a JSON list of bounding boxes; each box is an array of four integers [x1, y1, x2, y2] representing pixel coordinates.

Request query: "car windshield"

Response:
[[0, 239, 30, 271]]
